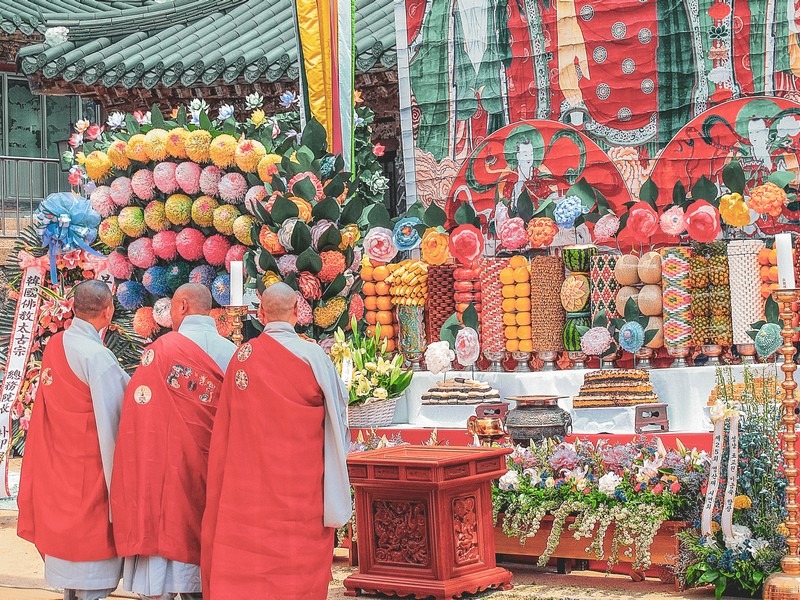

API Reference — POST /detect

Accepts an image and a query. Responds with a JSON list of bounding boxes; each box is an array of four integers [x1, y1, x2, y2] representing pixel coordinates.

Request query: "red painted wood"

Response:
[[344, 446, 515, 599]]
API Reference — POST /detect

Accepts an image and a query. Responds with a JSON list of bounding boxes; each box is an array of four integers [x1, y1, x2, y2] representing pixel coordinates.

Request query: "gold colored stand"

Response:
[[225, 305, 248, 347], [764, 289, 800, 599]]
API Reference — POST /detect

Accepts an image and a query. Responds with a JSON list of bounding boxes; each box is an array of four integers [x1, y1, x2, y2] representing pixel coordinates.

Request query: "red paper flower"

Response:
[[626, 203, 659, 244], [685, 200, 722, 242], [448, 225, 484, 265]]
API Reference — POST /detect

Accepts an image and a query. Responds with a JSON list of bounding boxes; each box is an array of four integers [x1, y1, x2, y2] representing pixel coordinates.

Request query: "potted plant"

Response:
[[331, 318, 413, 427]]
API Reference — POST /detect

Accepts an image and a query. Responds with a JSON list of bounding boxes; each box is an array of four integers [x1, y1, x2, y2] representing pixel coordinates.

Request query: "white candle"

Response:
[[775, 234, 796, 290], [230, 261, 244, 306]]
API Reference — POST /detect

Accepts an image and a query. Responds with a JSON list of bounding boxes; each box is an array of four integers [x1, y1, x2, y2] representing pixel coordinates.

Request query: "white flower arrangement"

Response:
[[424, 341, 454, 375], [598, 472, 622, 496]]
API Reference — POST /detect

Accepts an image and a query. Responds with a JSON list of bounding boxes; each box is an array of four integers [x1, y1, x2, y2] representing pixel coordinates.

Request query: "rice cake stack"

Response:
[[530, 255, 565, 352]]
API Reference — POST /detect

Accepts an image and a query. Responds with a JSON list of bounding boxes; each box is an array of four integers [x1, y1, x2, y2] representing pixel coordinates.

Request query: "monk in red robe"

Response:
[[201, 283, 351, 599], [111, 283, 236, 600]]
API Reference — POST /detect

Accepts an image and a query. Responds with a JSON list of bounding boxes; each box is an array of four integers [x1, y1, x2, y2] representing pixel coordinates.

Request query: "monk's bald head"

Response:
[[73, 280, 114, 329], [260, 283, 298, 325], [170, 283, 213, 331]]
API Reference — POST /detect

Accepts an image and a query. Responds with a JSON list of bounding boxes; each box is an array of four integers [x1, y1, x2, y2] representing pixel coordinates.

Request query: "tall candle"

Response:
[[775, 233, 796, 290], [230, 261, 244, 306]]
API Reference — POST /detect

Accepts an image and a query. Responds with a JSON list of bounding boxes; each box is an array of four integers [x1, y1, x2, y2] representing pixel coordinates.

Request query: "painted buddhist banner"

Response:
[[395, 0, 800, 225]]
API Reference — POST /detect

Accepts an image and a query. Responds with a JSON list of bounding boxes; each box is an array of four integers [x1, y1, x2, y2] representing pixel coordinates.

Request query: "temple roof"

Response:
[[11, 0, 397, 89]]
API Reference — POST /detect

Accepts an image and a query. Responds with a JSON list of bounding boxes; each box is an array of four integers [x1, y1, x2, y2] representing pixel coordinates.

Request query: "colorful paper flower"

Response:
[[143, 266, 170, 297], [144, 129, 169, 161], [116, 280, 146, 310], [755, 322, 782, 357], [455, 327, 480, 366], [176, 228, 206, 261], [118, 206, 146, 238], [685, 200, 722, 242], [277, 254, 299, 277], [527, 217, 559, 248], [190, 264, 218, 288], [199, 165, 223, 197], [319, 251, 346, 283], [213, 204, 240, 235], [420, 228, 450, 265], [719, 192, 750, 227], [553, 195, 585, 229], [185, 130, 212, 163], [392, 217, 423, 251], [209, 134, 237, 168], [133, 307, 160, 338], [278, 218, 299, 252], [313, 297, 346, 328], [288, 172, 324, 201], [152, 230, 178, 260], [580, 326, 613, 356], [298, 271, 322, 300], [212, 274, 231, 305], [203, 234, 231, 266], [233, 215, 256, 245], [175, 161, 202, 195], [144, 201, 169, 232], [659, 206, 686, 237], [257, 154, 282, 182], [131, 169, 156, 200], [618, 321, 645, 354], [748, 182, 786, 217], [106, 251, 134, 279], [448, 224, 484, 264], [153, 297, 173, 328], [153, 162, 179, 194], [262, 271, 282, 288], [218, 172, 248, 205], [90, 186, 115, 217], [191, 196, 219, 227], [127, 237, 157, 269], [259, 226, 285, 256], [311, 220, 336, 250], [338, 224, 361, 250], [225, 245, 247, 271], [235, 138, 267, 173], [165, 194, 193, 226], [626, 203, 659, 244], [425, 341, 454, 375], [245, 185, 268, 212], [165, 261, 191, 292], [166, 128, 189, 159], [498, 217, 528, 250], [126, 134, 148, 162], [107, 140, 130, 170], [349, 294, 365, 322], [593, 214, 620, 242], [363, 227, 398, 263], [85, 151, 113, 182], [296, 293, 313, 326], [291, 197, 313, 223]]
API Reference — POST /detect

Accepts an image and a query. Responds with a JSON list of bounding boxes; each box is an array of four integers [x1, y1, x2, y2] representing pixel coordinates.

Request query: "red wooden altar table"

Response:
[[343, 445, 513, 600]]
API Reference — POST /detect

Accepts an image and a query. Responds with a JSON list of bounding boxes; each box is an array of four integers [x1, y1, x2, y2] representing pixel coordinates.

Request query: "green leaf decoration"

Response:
[[765, 295, 780, 324], [517, 190, 535, 222], [125, 114, 140, 135], [767, 171, 796, 189], [290, 220, 312, 253], [340, 197, 364, 225], [643, 330, 657, 345], [722, 160, 745, 195], [292, 174, 317, 202], [531, 197, 554, 218], [302, 119, 328, 157], [455, 202, 477, 226], [318, 226, 343, 250], [413, 223, 427, 240], [368, 203, 392, 229], [324, 176, 345, 199], [323, 274, 347, 300], [611, 318, 625, 331], [747, 330, 758, 341], [258, 249, 279, 274], [750, 320, 767, 330], [199, 110, 213, 131], [271, 174, 286, 194], [624, 297, 639, 323], [251, 203, 274, 227], [639, 178, 658, 207], [568, 178, 597, 208], [692, 175, 718, 202], [595, 190, 611, 215], [296, 247, 322, 274], [403, 202, 425, 221], [271, 195, 300, 223], [222, 117, 237, 136], [575, 325, 590, 336], [462, 303, 479, 331], [672, 180, 687, 207], [150, 104, 166, 129], [176, 106, 187, 127], [283, 272, 299, 290], [424, 202, 446, 228], [439, 313, 460, 348], [244, 250, 258, 277], [592, 309, 608, 328], [312, 197, 341, 222]]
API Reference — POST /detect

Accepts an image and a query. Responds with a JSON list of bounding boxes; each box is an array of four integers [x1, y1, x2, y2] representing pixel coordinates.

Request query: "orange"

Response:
[[377, 310, 394, 325], [506, 339, 519, 352], [769, 248, 778, 265], [517, 325, 532, 339], [761, 283, 772, 299], [769, 266, 779, 283], [365, 311, 378, 325], [509, 255, 528, 269], [376, 296, 393, 311], [362, 282, 376, 296], [514, 297, 531, 312], [500, 268, 515, 285], [378, 324, 394, 338], [366, 324, 376, 337], [364, 296, 378, 311], [373, 265, 390, 281], [384, 339, 396, 353], [515, 312, 531, 326], [757, 249, 770, 266], [502, 298, 516, 313], [505, 325, 518, 340], [375, 282, 391, 295], [518, 339, 533, 353], [513, 267, 530, 283], [503, 313, 517, 327], [514, 283, 531, 297], [502, 285, 516, 299], [759, 266, 771, 282], [361, 265, 374, 281]]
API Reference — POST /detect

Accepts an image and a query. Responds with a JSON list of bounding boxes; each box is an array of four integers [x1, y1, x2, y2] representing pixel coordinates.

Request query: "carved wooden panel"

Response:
[[372, 500, 429, 566], [452, 495, 480, 565]]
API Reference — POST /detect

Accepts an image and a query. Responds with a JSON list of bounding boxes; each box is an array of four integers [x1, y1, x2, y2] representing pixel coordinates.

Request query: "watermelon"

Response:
[[562, 244, 598, 273], [563, 314, 590, 351], [560, 274, 590, 312]]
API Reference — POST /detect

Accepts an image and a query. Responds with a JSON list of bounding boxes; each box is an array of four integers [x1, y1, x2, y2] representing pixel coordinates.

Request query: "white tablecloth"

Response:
[[396, 364, 765, 433]]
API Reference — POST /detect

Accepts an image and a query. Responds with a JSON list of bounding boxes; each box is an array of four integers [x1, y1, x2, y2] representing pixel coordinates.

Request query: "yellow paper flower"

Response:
[[185, 130, 212, 163], [339, 224, 361, 250], [719, 193, 750, 227], [257, 154, 282, 182], [421, 228, 451, 265], [749, 182, 787, 218], [251, 109, 266, 128], [354, 90, 363, 104], [75, 152, 86, 166], [733, 494, 752, 510], [84, 151, 113, 182], [262, 271, 282, 288], [290, 197, 313, 223], [126, 134, 148, 162], [144, 128, 169, 161], [235, 137, 267, 173], [107, 139, 130, 169], [165, 128, 189, 159], [209, 134, 237, 168]]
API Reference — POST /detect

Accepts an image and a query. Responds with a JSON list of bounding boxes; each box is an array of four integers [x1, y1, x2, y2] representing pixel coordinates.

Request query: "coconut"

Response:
[[645, 316, 664, 348], [615, 286, 640, 317], [638, 251, 662, 284], [638, 284, 663, 316], [614, 254, 641, 286]]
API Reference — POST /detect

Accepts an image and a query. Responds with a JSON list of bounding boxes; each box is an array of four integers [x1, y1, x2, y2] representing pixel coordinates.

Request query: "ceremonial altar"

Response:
[[344, 445, 513, 600]]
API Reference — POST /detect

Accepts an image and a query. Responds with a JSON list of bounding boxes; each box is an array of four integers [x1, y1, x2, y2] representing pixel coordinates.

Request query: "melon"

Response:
[[638, 251, 662, 284], [563, 315, 591, 351], [560, 274, 590, 312], [614, 254, 641, 286], [562, 244, 598, 273], [638, 284, 663, 316], [645, 316, 664, 348], [615, 286, 639, 317]]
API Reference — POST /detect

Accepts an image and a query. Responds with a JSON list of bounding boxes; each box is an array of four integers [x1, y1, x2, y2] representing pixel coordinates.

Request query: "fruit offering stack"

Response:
[[425, 264, 456, 344], [453, 263, 482, 323], [689, 242, 732, 346], [614, 252, 664, 350], [560, 245, 597, 352], [500, 256, 533, 354], [475, 256, 506, 353], [360, 260, 398, 352], [530, 255, 565, 352], [385, 259, 428, 306], [758, 244, 799, 341]]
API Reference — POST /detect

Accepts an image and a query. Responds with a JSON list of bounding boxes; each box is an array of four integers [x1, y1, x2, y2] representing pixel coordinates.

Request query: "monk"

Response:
[[111, 283, 236, 600], [18, 280, 129, 600], [201, 283, 351, 599]]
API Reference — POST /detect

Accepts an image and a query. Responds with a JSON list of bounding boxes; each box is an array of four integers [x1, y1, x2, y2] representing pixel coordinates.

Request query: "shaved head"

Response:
[[170, 283, 213, 330], [260, 283, 298, 324], [73, 280, 113, 320]]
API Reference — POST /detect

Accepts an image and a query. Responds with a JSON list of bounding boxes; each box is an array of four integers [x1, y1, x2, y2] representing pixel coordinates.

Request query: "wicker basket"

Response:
[[347, 396, 398, 428]]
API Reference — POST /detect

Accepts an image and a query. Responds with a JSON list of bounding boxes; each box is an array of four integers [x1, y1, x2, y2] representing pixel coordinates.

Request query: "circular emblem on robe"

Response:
[[235, 369, 249, 390], [141, 349, 154, 367], [237, 343, 252, 363], [40, 368, 52, 386], [134, 385, 152, 405]]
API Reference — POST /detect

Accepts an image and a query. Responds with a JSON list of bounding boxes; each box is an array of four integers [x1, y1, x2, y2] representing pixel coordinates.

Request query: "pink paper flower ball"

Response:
[[244, 185, 268, 212], [152, 230, 177, 260], [218, 172, 248, 204], [153, 162, 179, 194], [203, 234, 232, 266], [106, 251, 134, 280], [175, 161, 202, 195], [109, 177, 133, 207], [277, 254, 298, 277], [127, 237, 157, 269], [199, 165, 223, 197], [498, 217, 528, 250], [225, 245, 247, 271], [131, 169, 156, 200], [296, 293, 313, 326], [152, 297, 173, 328], [176, 228, 206, 261], [90, 186, 115, 217]]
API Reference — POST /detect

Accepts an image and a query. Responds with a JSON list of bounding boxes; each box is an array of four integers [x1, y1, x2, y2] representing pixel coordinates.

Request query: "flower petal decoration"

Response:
[[392, 217, 423, 251], [448, 224, 484, 265], [659, 206, 685, 237], [455, 327, 480, 366], [553, 195, 585, 229], [420, 228, 450, 265], [580, 326, 613, 356], [685, 200, 722, 242], [626, 203, 659, 244], [755, 322, 783, 357], [498, 217, 528, 250], [618, 321, 645, 354], [424, 340, 455, 375], [593, 213, 620, 242], [363, 227, 398, 263]]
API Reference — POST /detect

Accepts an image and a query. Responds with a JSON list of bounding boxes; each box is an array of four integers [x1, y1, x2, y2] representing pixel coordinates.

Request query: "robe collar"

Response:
[[179, 314, 219, 335]]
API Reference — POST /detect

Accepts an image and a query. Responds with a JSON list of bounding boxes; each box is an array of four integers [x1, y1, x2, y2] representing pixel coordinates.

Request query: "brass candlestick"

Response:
[[764, 289, 800, 599], [225, 305, 247, 347]]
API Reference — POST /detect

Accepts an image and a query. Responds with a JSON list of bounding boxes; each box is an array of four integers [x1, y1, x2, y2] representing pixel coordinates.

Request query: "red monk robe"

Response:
[[111, 332, 224, 565], [17, 332, 116, 561], [201, 333, 332, 599]]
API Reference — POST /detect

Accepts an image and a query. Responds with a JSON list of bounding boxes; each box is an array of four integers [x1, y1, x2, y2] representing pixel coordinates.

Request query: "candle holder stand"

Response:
[[225, 305, 248, 347]]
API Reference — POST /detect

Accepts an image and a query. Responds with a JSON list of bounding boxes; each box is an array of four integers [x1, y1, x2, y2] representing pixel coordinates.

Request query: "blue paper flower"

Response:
[[755, 322, 782, 357], [618, 321, 645, 354], [279, 90, 298, 109], [553, 195, 587, 229], [320, 156, 336, 179], [165, 262, 191, 293], [392, 217, 422, 251], [116, 281, 146, 310], [212, 274, 231, 306], [143, 266, 170, 297], [190, 265, 218, 289]]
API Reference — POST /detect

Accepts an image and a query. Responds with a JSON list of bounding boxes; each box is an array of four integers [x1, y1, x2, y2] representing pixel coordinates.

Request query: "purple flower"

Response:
[[548, 443, 579, 474], [279, 90, 298, 109]]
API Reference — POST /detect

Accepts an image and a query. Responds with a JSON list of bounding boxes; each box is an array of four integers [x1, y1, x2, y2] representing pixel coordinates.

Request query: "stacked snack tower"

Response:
[[479, 256, 510, 371], [635, 252, 665, 364], [561, 245, 597, 368], [361, 260, 398, 352], [660, 247, 694, 366], [387, 259, 428, 367], [759, 244, 799, 342], [425, 264, 456, 344], [689, 241, 732, 360], [453, 262, 482, 323], [499, 256, 532, 370], [530, 255, 565, 371]]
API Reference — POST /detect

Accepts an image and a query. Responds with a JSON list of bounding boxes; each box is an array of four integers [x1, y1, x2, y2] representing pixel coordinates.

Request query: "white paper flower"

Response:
[[45, 27, 69, 46], [598, 472, 622, 496], [424, 341, 454, 375], [244, 93, 264, 111], [217, 104, 235, 121], [564, 466, 589, 482], [106, 112, 125, 129], [748, 538, 769, 557], [523, 467, 541, 482], [277, 218, 298, 252], [724, 524, 752, 551], [498, 470, 520, 491], [545, 477, 556, 488]]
